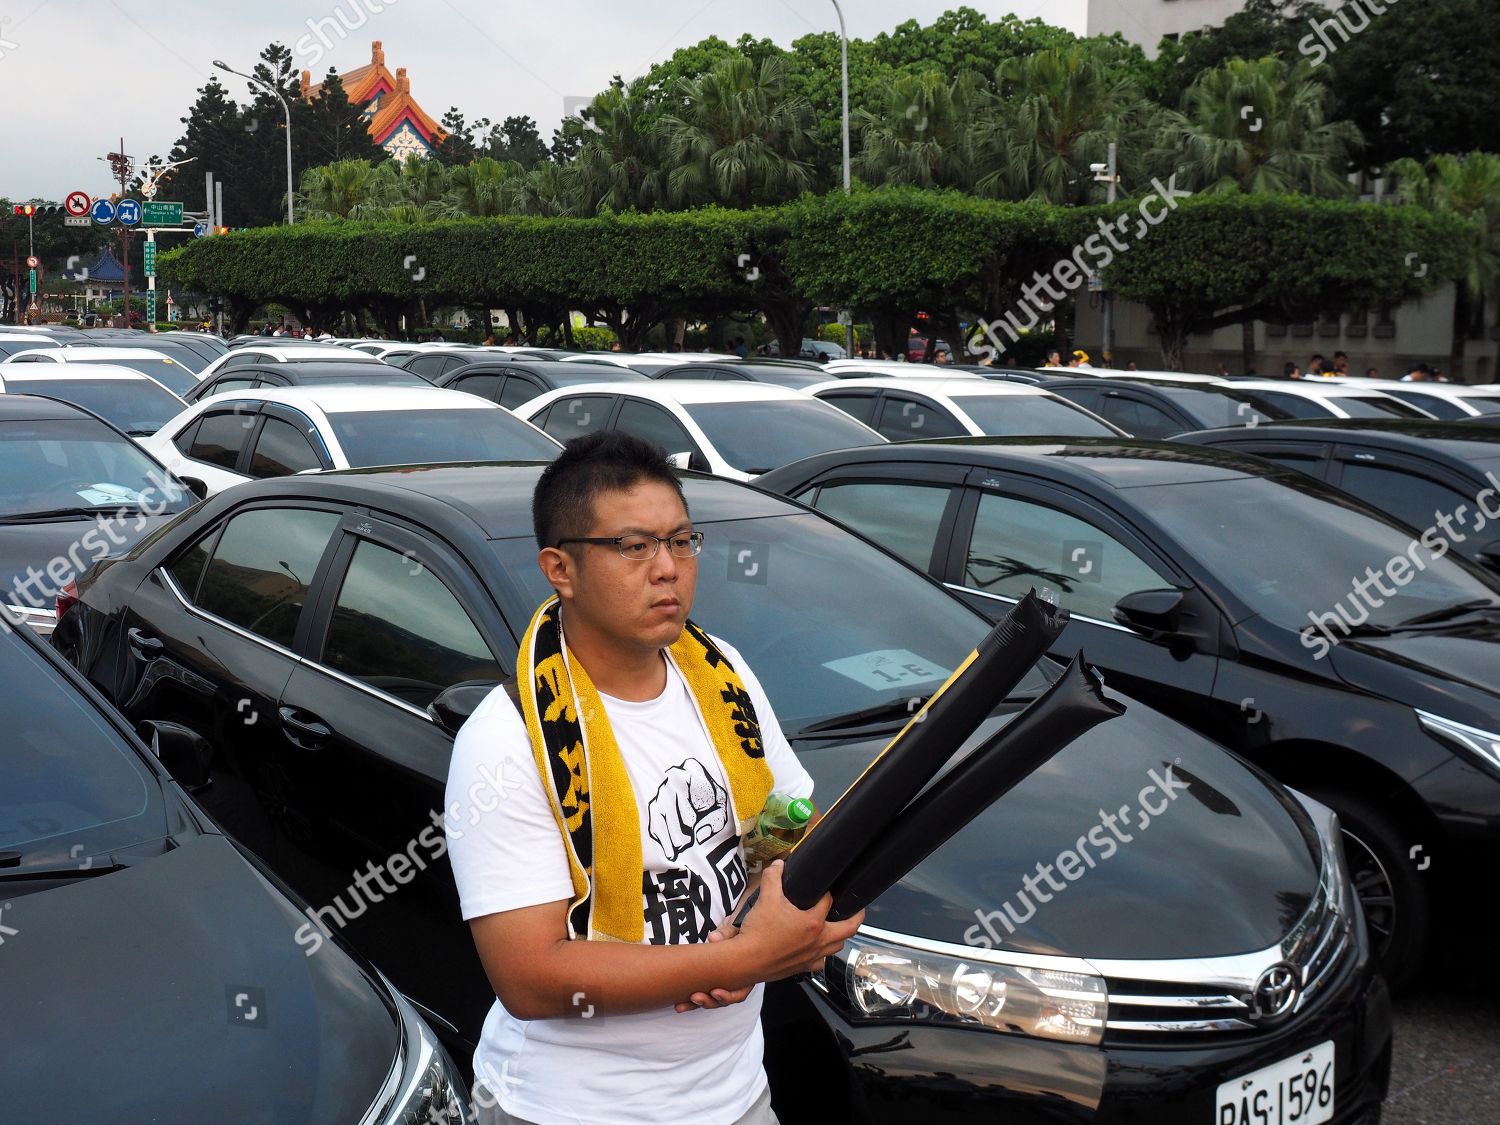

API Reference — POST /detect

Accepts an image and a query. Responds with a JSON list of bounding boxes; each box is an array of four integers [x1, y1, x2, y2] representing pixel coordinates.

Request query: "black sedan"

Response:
[[436, 358, 649, 409], [758, 438, 1500, 988], [654, 359, 831, 389], [55, 463, 1391, 1123], [186, 360, 432, 404], [0, 394, 198, 636], [1175, 420, 1500, 574], [1045, 377, 1294, 437], [0, 601, 466, 1123]]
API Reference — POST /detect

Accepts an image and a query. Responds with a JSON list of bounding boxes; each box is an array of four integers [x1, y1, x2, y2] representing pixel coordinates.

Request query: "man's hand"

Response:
[[674, 918, 753, 1013]]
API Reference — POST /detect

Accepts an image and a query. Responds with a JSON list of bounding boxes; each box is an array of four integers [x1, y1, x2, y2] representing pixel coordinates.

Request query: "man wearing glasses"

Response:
[[445, 431, 862, 1125]]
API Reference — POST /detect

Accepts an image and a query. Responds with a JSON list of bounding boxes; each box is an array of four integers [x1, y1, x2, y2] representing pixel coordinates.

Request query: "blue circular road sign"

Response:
[[117, 199, 142, 226], [91, 198, 117, 225]]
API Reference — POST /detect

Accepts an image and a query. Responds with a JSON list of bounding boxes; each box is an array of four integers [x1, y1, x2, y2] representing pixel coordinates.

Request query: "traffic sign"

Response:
[[91, 198, 117, 225], [64, 191, 91, 216], [147, 292, 157, 320], [64, 215, 92, 228], [25, 255, 38, 269], [117, 199, 142, 226], [143, 244, 157, 277], [193, 221, 210, 238], [142, 201, 183, 226]]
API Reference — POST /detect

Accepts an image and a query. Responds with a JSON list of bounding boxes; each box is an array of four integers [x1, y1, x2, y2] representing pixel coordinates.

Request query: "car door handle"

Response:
[[128, 627, 165, 659], [279, 707, 331, 749]]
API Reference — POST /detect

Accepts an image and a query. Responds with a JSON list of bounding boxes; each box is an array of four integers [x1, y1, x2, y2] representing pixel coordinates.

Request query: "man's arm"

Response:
[[470, 860, 861, 1020]]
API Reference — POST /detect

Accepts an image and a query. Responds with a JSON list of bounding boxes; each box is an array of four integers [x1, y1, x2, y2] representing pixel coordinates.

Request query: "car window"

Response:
[[248, 416, 324, 478], [539, 395, 613, 441], [1251, 392, 1328, 420], [193, 508, 340, 647], [0, 418, 191, 517], [1342, 395, 1431, 419], [204, 377, 258, 398], [820, 393, 879, 426], [453, 373, 502, 401], [187, 410, 255, 471], [1095, 395, 1181, 439], [950, 395, 1119, 437], [965, 493, 1171, 621], [1386, 392, 1464, 420], [221, 353, 259, 370], [808, 481, 952, 570], [1336, 462, 1476, 537], [684, 401, 885, 473], [875, 394, 967, 440], [615, 399, 699, 458], [7, 377, 183, 437], [321, 539, 502, 707], [326, 408, 560, 465], [405, 354, 451, 379], [499, 376, 543, 410]]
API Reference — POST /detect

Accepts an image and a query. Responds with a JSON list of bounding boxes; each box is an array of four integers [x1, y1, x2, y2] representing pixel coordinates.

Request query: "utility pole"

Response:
[[106, 140, 134, 328], [831, 0, 855, 359], [1093, 143, 1119, 366]]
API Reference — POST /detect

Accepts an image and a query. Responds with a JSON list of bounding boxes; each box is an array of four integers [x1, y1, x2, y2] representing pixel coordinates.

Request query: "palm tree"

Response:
[[968, 45, 1152, 204], [504, 161, 584, 217], [854, 71, 980, 190], [297, 159, 386, 220], [570, 81, 669, 215], [1390, 152, 1500, 379], [657, 54, 815, 209], [440, 157, 524, 218], [1162, 57, 1361, 197]]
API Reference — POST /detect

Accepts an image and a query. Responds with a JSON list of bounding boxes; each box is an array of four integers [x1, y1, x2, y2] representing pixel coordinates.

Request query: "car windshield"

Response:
[[951, 394, 1119, 436], [0, 418, 192, 516], [0, 631, 168, 873], [684, 400, 883, 473], [1341, 395, 1431, 419], [1155, 387, 1292, 429], [1459, 395, 1500, 416], [1136, 474, 1500, 631], [492, 511, 1047, 732], [5, 378, 185, 436], [71, 357, 197, 396], [327, 408, 560, 466]]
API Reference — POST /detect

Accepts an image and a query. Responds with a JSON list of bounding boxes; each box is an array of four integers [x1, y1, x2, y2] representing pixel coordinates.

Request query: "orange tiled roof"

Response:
[[300, 41, 445, 149]]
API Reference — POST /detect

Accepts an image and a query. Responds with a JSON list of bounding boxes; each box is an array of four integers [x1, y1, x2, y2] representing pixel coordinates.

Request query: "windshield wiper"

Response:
[[798, 696, 933, 736], [0, 852, 131, 881], [0, 505, 149, 524], [1390, 599, 1500, 631]]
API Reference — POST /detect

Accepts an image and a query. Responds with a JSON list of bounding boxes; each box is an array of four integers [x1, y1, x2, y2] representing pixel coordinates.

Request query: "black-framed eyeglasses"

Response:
[[555, 531, 705, 560]]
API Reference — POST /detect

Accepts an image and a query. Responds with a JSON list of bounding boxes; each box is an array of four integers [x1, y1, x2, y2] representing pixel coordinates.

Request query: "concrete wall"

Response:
[[1085, 0, 1246, 52]]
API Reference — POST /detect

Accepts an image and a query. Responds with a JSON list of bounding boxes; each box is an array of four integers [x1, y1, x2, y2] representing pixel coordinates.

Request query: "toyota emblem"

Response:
[[1250, 963, 1300, 1021]]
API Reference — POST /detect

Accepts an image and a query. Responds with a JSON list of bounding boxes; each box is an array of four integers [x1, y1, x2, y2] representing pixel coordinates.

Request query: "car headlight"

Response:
[[1416, 709, 1500, 775], [814, 926, 1107, 1045], [370, 984, 467, 1125]]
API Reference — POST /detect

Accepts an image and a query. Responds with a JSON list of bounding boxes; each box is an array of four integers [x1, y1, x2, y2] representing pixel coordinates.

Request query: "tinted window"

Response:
[[1463, 396, 1500, 416], [171, 418, 202, 457], [539, 396, 613, 441], [7, 377, 183, 436], [1336, 462, 1476, 536], [0, 418, 191, 516], [820, 393, 879, 426], [1342, 396, 1431, 419], [1387, 392, 1464, 420], [221, 353, 259, 370], [1253, 392, 1328, 420], [810, 482, 952, 570], [194, 508, 340, 647], [248, 416, 324, 478], [453, 373, 502, 401], [615, 399, 699, 458], [326, 408, 559, 465], [71, 357, 197, 396], [950, 395, 1118, 437], [322, 539, 501, 707], [965, 493, 1170, 621], [1154, 388, 1291, 429], [876, 395, 967, 440], [203, 377, 258, 398], [1095, 395, 1182, 438], [188, 410, 255, 471], [499, 376, 543, 410], [685, 401, 884, 473]]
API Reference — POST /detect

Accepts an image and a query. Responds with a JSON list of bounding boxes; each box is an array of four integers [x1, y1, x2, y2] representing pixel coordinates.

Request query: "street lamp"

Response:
[[830, 0, 854, 356], [214, 59, 295, 226], [1092, 142, 1119, 365]]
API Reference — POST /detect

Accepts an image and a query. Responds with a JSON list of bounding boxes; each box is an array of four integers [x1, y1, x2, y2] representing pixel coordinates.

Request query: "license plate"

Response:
[[1216, 1041, 1335, 1125]]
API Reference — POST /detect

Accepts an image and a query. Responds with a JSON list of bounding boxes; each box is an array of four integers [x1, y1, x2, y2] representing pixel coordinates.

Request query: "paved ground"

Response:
[[1385, 930, 1500, 1124]]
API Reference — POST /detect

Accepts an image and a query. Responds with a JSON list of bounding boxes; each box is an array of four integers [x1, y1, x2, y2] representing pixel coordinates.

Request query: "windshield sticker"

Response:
[[822, 650, 950, 690], [75, 483, 148, 506]]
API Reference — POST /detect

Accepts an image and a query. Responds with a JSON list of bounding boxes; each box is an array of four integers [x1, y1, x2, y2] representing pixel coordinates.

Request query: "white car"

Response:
[[142, 385, 562, 497], [1, 345, 197, 396], [514, 380, 886, 481], [822, 358, 986, 380], [198, 343, 383, 379], [807, 378, 1125, 439], [1322, 378, 1500, 420], [0, 333, 62, 361], [1228, 379, 1438, 421], [0, 364, 187, 438]]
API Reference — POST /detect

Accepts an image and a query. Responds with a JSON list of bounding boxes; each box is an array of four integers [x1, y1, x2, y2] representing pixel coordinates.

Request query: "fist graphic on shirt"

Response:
[[647, 758, 730, 861]]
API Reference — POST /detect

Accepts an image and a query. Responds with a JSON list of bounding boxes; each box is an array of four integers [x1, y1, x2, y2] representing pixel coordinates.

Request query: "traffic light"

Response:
[[12, 205, 35, 216], [217, 226, 230, 236]]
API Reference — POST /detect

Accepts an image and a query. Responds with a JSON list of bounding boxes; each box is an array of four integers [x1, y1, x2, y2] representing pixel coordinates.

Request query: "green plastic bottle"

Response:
[[744, 794, 816, 867]]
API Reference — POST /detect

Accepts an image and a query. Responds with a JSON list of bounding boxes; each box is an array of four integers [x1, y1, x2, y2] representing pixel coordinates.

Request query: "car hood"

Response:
[[793, 692, 1319, 961], [0, 512, 175, 612], [0, 833, 399, 1122], [1330, 618, 1500, 725]]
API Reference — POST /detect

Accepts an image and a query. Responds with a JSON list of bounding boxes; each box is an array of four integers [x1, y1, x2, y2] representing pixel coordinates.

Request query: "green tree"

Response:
[[1162, 57, 1360, 197], [303, 70, 386, 167], [440, 157, 525, 218], [485, 116, 551, 170], [1389, 153, 1500, 379], [167, 77, 245, 216], [1146, 0, 1332, 106], [570, 80, 668, 214], [296, 159, 388, 220], [854, 71, 980, 190]]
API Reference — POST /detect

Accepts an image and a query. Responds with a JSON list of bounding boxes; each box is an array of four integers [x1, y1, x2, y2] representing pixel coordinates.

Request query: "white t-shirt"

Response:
[[445, 636, 815, 1125]]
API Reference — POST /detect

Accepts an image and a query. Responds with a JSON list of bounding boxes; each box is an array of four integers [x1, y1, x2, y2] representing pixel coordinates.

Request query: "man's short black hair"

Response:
[[533, 431, 690, 549]]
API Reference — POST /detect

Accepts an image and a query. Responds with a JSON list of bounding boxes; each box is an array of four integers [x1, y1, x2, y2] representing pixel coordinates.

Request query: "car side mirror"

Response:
[[180, 476, 208, 500], [1112, 588, 1186, 640], [666, 451, 693, 470], [428, 680, 502, 737], [138, 720, 213, 790]]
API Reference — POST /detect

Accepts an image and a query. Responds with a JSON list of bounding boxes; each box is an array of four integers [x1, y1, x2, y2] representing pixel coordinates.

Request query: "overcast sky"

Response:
[[1, 0, 1088, 203]]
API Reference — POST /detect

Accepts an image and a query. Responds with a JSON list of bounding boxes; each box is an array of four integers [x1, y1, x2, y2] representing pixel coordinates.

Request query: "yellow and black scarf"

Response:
[[512, 596, 774, 943]]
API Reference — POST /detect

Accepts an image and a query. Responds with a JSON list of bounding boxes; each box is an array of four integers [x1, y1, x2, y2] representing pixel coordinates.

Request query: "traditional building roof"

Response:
[[300, 41, 447, 160], [73, 245, 126, 283]]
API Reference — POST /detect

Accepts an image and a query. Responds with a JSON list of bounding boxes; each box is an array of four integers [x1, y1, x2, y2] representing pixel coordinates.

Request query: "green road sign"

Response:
[[142, 201, 183, 226], [147, 291, 158, 320], [29, 268, 37, 291], [143, 243, 157, 276]]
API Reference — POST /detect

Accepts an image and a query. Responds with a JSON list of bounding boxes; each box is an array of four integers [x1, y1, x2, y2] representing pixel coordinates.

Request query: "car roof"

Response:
[[1331, 378, 1500, 397], [226, 463, 804, 539], [535, 380, 809, 405], [1230, 380, 1392, 398], [0, 392, 100, 422], [226, 346, 376, 361], [191, 384, 494, 413], [1046, 377, 1249, 395], [1, 363, 162, 382], [51, 347, 174, 361], [1179, 418, 1500, 455], [240, 362, 412, 380], [809, 378, 1049, 398], [447, 359, 647, 381]]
